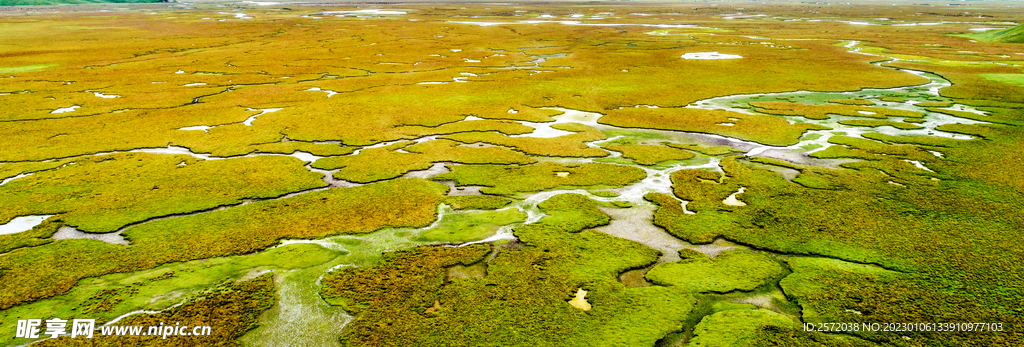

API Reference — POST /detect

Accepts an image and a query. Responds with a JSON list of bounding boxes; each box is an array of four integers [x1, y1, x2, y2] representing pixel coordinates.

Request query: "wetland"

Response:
[[1, 1, 1023, 346]]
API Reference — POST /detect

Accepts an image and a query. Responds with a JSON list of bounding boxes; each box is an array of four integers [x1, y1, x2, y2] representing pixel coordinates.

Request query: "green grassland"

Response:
[[982, 73, 1024, 87], [311, 139, 536, 183], [413, 207, 526, 243], [601, 108, 829, 147], [645, 249, 786, 293], [689, 309, 797, 346], [444, 195, 514, 210], [322, 194, 696, 346], [1, 3, 1023, 347], [836, 119, 924, 130], [0, 153, 326, 233], [442, 123, 611, 158], [604, 144, 696, 166], [750, 102, 925, 120], [963, 25, 1024, 44], [433, 162, 647, 196], [0, 243, 334, 341], [33, 274, 276, 346], [651, 143, 1024, 345], [0, 179, 449, 310]]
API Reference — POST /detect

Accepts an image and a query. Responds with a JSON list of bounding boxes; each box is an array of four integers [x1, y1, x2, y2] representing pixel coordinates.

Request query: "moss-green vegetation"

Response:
[[414, 208, 526, 243], [927, 107, 1017, 125], [799, 133, 823, 141], [249, 142, 356, 157], [887, 61, 1024, 104], [688, 309, 795, 347], [772, 256, 981, 345], [962, 24, 1024, 43], [528, 193, 610, 232], [914, 119, 1024, 203], [433, 162, 646, 196], [781, 257, 901, 325], [683, 294, 870, 346], [860, 132, 963, 147], [605, 144, 695, 165], [443, 123, 609, 157], [746, 157, 846, 190], [915, 100, 954, 107], [934, 123, 998, 140], [711, 301, 758, 313], [650, 150, 1024, 345], [645, 187, 741, 245], [809, 146, 878, 161], [646, 250, 785, 293], [0, 3, 927, 162], [399, 119, 536, 138], [0, 218, 61, 254], [1, 243, 335, 344], [590, 190, 621, 198], [0, 179, 448, 310], [812, 136, 933, 161], [322, 194, 696, 346], [0, 159, 74, 181], [982, 74, 1024, 87], [600, 108, 827, 146], [3, 4, 1024, 346], [598, 129, 674, 144], [34, 274, 276, 347], [321, 245, 491, 313], [665, 143, 745, 156], [312, 139, 535, 183], [828, 99, 874, 105], [0, 153, 325, 233], [750, 101, 924, 120], [444, 195, 514, 210], [611, 201, 633, 208], [837, 119, 924, 130], [751, 325, 878, 347]]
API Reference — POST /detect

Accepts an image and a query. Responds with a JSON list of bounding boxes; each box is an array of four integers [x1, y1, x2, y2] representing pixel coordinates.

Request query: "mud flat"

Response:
[[52, 226, 128, 245], [594, 206, 692, 263]]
